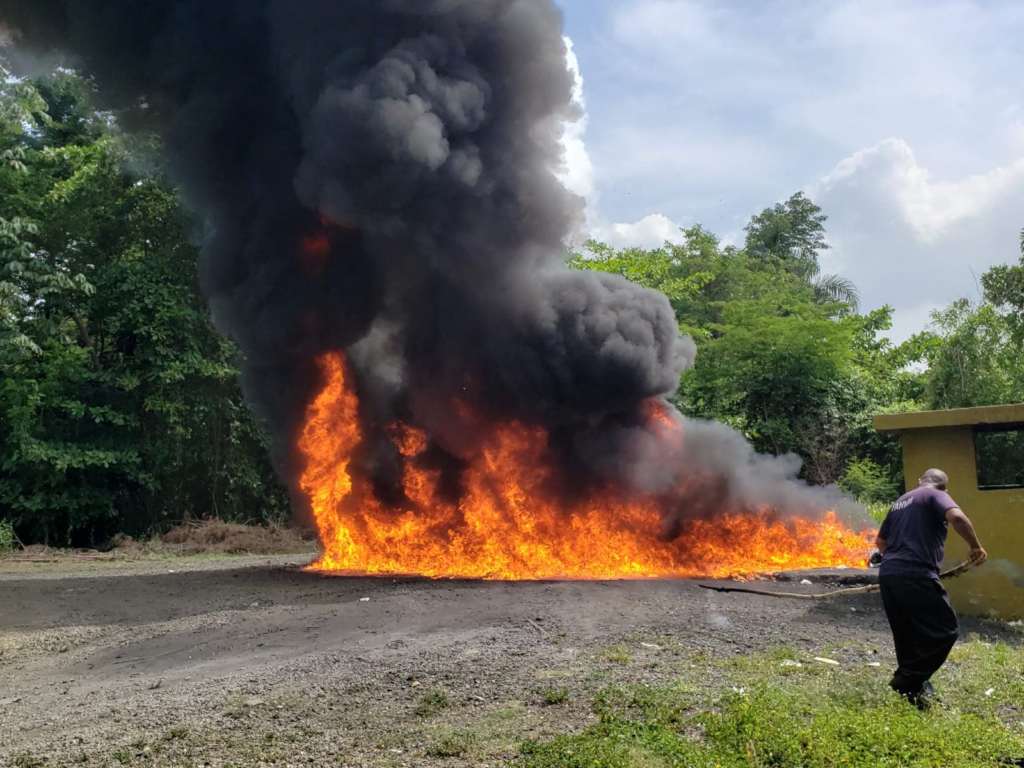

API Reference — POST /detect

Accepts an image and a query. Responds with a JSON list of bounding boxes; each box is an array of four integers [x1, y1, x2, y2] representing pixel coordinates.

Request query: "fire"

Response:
[[301, 353, 875, 580]]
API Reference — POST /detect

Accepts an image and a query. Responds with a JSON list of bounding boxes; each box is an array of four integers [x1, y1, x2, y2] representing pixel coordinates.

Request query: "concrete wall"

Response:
[[900, 427, 1024, 620]]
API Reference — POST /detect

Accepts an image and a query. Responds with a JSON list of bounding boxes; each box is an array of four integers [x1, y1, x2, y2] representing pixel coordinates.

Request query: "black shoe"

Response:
[[907, 691, 931, 711], [919, 681, 945, 707]]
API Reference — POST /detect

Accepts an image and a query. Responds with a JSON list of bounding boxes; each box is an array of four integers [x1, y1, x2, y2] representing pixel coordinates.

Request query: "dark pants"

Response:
[[879, 574, 960, 697]]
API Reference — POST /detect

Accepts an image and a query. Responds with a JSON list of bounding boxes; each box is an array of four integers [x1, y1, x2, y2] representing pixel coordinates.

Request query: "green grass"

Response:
[[540, 688, 571, 706], [0, 520, 15, 554], [414, 690, 450, 718], [601, 644, 632, 664], [425, 729, 474, 758], [521, 640, 1024, 768]]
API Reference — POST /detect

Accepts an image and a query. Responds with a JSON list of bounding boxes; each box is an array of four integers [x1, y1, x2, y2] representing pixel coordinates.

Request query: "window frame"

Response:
[[973, 422, 1024, 492]]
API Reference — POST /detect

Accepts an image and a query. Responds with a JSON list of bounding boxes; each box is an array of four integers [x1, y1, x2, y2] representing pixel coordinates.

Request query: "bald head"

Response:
[[919, 468, 949, 491]]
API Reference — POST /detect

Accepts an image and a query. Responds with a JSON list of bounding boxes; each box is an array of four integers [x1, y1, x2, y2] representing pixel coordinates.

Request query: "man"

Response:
[[875, 468, 987, 708]]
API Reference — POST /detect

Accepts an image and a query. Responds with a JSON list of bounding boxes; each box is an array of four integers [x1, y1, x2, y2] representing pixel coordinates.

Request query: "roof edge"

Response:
[[874, 404, 1024, 433]]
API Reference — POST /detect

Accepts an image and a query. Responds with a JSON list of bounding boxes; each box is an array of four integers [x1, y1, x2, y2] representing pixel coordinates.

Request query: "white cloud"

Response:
[[558, 36, 596, 205], [556, 0, 1024, 339], [812, 138, 1024, 339], [590, 213, 687, 249], [816, 139, 1024, 241], [559, 35, 688, 249]]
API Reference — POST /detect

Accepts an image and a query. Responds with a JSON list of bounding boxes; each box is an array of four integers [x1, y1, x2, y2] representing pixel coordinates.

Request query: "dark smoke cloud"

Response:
[[0, 0, 860, 526]]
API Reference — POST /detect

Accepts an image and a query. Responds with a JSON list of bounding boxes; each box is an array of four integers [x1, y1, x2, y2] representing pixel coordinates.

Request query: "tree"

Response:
[[978, 228, 1024, 344], [926, 299, 1024, 410], [680, 293, 861, 468], [745, 191, 860, 309], [744, 191, 830, 272], [572, 195, 915, 490], [0, 69, 288, 545], [568, 239, 714, 306]]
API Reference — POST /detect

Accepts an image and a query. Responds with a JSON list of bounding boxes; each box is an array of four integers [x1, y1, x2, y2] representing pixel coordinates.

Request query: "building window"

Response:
[[975, 426, 1024, 490]]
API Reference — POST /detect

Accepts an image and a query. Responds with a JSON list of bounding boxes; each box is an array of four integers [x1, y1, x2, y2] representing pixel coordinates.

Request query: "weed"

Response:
[[539, 688, 570, 706], [222, 696, 249, 719], [0, 520, 15, 554], [414, 690, 450, 718], [14, 754, 43, 768], [160, 520, 314, 556], [521, 640, 1024, 768], [865, 501, 891, 524], [164, 727, 188, 741], [425, 729, 474, 758], [601, 644, 632, 664]]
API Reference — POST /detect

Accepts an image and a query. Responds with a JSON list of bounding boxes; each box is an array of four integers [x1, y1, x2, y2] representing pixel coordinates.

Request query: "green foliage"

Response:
[[1, 68, 287, 546], [926, 300, 1024, 409], [414, 691, 450, 718], [570, 187, 1024, 497], [540, 688, 571, 706], [601, 644, 632, 664], [574, 210, 908, 488], [0, 518, 14, 553], [425, 730, 474, 758], [745, 191, 829, 276], [840, 458, 900, 504], [922, 230, 1024, 411], [681, 292, 860, 465], [520, 642, 1024, 768], [568, 239, 714, 304], [865, 501, 891, 524]]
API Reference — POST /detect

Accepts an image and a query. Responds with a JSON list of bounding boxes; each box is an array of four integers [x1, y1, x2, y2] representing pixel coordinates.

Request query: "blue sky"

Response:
[[555, 0, 1024, 340]]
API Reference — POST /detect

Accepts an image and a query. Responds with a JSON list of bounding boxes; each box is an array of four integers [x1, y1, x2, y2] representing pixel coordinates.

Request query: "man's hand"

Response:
[[968, 546, 988, 565]]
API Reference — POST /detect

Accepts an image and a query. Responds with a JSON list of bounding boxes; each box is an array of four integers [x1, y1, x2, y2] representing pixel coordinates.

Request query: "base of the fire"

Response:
[[305, 509, 875, 581]]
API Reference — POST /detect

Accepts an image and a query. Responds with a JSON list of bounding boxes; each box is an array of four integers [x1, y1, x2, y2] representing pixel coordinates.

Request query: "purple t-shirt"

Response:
[[878, 487, 958, 578]]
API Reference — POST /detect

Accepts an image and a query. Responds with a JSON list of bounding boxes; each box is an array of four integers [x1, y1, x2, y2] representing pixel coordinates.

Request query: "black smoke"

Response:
[[0, 0, 857, 527]]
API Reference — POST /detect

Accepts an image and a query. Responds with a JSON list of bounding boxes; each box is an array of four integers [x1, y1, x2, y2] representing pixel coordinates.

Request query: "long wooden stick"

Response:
[[698, 560, 977, 602]]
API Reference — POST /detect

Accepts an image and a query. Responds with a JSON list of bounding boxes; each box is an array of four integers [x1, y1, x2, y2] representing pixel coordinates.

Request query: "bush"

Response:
[[840, 458, 900, 504], [865, 501, 890, 524], [414, 691, 450, 718], [0, 519, 15, 554], [540, 689, 570, 706]]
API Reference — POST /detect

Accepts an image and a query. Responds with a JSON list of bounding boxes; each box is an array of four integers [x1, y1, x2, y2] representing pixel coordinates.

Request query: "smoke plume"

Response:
[[0, 0, 857, 531]]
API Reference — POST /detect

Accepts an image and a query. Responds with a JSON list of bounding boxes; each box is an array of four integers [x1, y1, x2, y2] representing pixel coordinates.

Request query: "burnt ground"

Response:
[[0, 556, 1019, 767]]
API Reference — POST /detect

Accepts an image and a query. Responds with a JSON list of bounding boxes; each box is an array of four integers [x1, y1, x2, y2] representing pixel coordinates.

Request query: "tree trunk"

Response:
[[69, 308, 101, 370]]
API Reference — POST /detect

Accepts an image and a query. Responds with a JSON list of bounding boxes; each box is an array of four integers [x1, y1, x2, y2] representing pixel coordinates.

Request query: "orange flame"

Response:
[[300, 353, 875, 580]]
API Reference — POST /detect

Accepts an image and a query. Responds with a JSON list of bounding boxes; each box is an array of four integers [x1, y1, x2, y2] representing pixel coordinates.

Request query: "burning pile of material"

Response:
[[0, 0, 873, 579]]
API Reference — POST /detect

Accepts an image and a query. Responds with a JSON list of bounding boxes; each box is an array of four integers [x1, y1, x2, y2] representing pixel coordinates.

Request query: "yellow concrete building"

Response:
[[874, 404, 1024, 620]]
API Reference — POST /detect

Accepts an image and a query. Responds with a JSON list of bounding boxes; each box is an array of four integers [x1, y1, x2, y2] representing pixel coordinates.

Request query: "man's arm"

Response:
[[874, 536, 887, 555], [945, 507, 988, 564]]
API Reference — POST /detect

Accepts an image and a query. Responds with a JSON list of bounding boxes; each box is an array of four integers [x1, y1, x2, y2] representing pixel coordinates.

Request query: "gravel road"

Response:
[[1, 556, 1016, 767]]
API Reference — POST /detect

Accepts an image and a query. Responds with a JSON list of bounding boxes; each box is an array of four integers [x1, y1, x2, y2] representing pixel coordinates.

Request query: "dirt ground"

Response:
[[1, 556, 1019, 767]]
